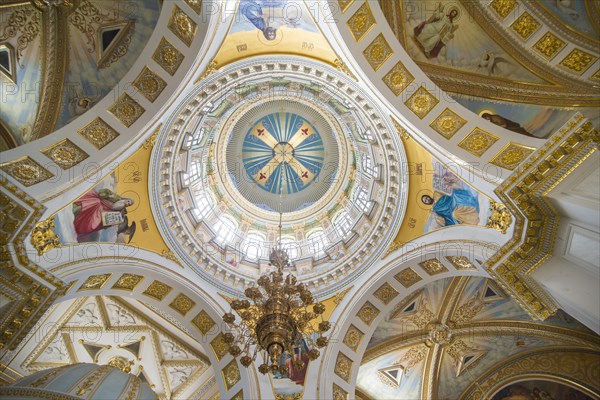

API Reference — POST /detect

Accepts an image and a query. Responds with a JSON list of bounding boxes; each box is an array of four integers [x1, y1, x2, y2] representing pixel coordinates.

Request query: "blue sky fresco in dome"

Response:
[[242, 112, 324, 194]]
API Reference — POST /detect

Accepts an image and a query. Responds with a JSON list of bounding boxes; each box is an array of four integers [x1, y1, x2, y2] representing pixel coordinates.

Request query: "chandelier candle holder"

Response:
[[222, 242, 331, 375]]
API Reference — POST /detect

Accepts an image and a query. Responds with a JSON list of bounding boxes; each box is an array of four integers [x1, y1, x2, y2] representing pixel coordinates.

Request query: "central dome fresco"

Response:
[[227, 101, 340, 213], [242, 112, 325, 196], [152, 57, 407, 295]]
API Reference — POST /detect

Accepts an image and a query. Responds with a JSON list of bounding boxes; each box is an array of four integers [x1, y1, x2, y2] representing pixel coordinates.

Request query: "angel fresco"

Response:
[[413, 2, 459, 59]]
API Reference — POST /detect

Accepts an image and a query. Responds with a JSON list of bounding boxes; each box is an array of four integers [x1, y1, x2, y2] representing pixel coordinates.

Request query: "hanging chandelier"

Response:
[[221, 238, 331, 375]]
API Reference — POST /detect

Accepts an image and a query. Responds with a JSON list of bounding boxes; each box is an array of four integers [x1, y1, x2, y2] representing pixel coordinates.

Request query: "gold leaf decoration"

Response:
[[357, 301, 380, 326], [78, 274, 112, 291], [169, 293, 195, 316], [382, 61, 414, 96], [184, 0, 202, 15], [0, 157, 53, 187], [346, 2, 375, 42], [77, 117, 119, 149], [41, 139, 89, 170], [338, 0, 354, 13], [142, 280, 172, 300], [458, 128, 499, 157], [489, 0, 518, 19], [112, 273, 144, 291], [30, 219, 60, 256], [168, 5, 197, 47], [559, 48, 598, 74], [405, 86, 439, 119], [373, 282, 399, 305], [222, 359, 241, 390], [363, 33, 393, 71], [430, 108, 467, 139], [486, 200, 513, 234], [192, 310, 216, 335], [332, 383, 348, 400], [210, 333, 229, 361], [510, 12, 541, 40], [533, 32, 566, 60], [343, 324, 364, 352], [418, 258, 448, 275], [490, 142, 535, 170], [153, 38, 184, 76], [394, 267, 422, 288], [108, 93, 145, 128], [446, 256, 477, 271], [132, 66, 166, 103], [334, 352, 353, 383]]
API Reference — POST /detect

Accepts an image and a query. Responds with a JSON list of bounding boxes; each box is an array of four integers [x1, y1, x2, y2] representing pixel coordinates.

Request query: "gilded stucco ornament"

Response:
[[343, 324, 364, 352], [169, 293, 196, 316], [332, 383, 348, 400], [446, 256, 477, 271], [429, 108, 466, 140], [334, 352, 353, 383], [192, 310, 216, 335], [221, 359, 241, 390], [489, 0, 518, 19], [419, 258, 449, 276], [210, 333, 229, 361], [382, 61, 414, 96], [347, 2, 375, 42], [363, 33, 393, 71], [373, 282, 399, 305], [560, 48, 598, 74], [111, 273, 144, 291], [184, 0, 203, 15], [394, 267, 422, 288], [142, 280, 172, 300], [133, 67, 167, 103], [78, 274, 112, 291], [486, 200, 513, 234], [0, 157, 53, 187], [153, 38, 184, 76], [30, 219, 60, 256], [77, 117, 119, 149], [168, 5, 197, 47], [108, 94, 145, 128], [404, 86, 439, 120], [490, 142, 535, 170], [533, 32, 566, 60], [510, 11, 541, 40], [356, 301, 380, 326], [458, 128, 499, 157], [41, 139, 89, 170]]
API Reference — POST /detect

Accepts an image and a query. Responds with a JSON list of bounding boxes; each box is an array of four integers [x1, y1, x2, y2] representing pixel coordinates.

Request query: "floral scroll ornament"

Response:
[[486, 200, 513, 234], [31, 219, 61, 256]]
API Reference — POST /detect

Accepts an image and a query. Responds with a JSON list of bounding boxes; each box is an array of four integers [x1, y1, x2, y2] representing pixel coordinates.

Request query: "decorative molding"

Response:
[[184, 0, 202, 15], [559, 48, 598, 75], [334, 352, 353, 383], [510, 11, 541, 40], [77, 274, 112, 291], [108, 94, 145, 128], [394, 267, 422, 288], [458, 128, 499, 158], [347, 2, 375, 42], [221, 359, 240, 391], [77, 117, 119, 149], [533, 32, 566, 60], [372, 282, 399, 305], [191, 310, 215, 335], [0, 157, 53, 187], [142, 280, 172, 301], [429, 108, 466, 140], [132, 66, 166, 103], [382, 61, 414, 96], [356, 301, 380, 326], [169, 293, 195, 316], [343, 324, 364, 353], [490, 142, 535, 171], [41, 139, 89, 170], [404, 86, 439, 120], [362, 33, 393, 71], [153, 37, 184, 76], [111, 274, 144, 291], [489, 0, 518, 20], [168, 5, 197, 47], [418, 259, 448, 276]]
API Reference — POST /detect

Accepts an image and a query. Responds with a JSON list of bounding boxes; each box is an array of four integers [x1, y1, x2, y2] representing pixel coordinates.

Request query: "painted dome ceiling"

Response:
[[153, 57, 407, 295]]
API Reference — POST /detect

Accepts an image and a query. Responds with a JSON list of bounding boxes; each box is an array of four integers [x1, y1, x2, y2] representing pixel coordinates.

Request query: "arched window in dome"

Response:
[[280, 237, 300, 260], [242, 232, 266, 261], [333, 210, 352, 238], [193, 189, 213, 220], [183, 158, 202, 185], [354, 186, 371, 213], [307, 230, 329, 257], [214, 216, 237, 245], [361, 154, 379, 178], [185, 127, 206, 149]]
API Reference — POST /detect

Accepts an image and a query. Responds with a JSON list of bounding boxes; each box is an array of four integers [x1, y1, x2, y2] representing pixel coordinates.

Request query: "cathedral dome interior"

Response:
[[0, 1, 598, 399]]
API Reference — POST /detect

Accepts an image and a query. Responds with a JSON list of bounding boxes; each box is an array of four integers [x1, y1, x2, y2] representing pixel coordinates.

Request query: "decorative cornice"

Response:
[[485, 114, 597, 320]]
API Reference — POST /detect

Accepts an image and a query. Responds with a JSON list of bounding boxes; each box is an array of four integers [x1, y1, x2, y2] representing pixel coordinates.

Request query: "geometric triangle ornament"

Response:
[[0, 43, 16, 83], [377, 365, 404, 387]]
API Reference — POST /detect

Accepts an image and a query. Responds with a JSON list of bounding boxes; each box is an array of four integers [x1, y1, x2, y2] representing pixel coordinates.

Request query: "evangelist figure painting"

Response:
[[422, 159, 491, 232]]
